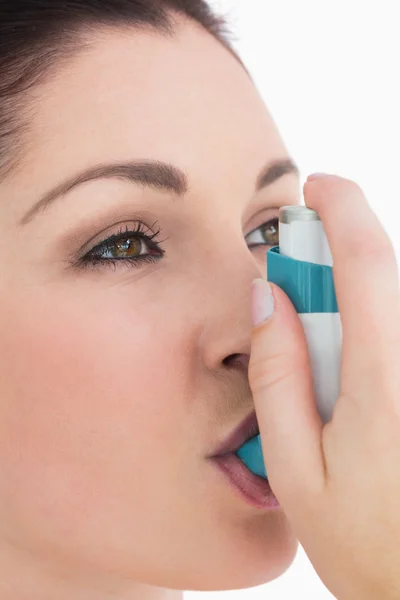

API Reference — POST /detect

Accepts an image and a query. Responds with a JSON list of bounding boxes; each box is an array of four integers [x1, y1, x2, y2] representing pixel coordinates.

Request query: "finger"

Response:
[[249, 279, 326, 503], [304, 175, 400, 360]]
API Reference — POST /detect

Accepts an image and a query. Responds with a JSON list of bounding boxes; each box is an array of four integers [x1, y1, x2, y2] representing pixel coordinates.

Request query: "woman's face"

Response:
[[0, 17, 300, 596]]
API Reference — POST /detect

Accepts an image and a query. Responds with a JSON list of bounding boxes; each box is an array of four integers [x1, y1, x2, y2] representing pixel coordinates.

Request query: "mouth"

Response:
[[207, 410, 279, 510], [209, 410, 260, 458]]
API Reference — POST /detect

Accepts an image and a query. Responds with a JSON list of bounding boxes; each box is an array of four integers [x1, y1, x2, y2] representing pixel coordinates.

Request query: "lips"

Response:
[[210, 410, 260, 457]]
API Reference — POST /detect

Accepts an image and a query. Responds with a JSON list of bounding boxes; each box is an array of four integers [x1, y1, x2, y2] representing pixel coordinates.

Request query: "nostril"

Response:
[[224, 353, 250, 370]]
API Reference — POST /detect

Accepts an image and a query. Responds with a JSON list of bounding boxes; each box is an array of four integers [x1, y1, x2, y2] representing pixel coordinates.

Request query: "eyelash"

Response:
[[74, 217, 279, 272], [74, 221, 167, 272]]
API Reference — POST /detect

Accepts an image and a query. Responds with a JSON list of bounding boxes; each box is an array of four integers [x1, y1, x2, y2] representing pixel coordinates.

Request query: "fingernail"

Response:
[[307, 172, 329, 181], [251, 279, 274, 327]]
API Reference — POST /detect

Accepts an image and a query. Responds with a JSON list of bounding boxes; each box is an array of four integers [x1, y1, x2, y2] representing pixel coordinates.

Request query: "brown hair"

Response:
[[0, 0, 241, 180]]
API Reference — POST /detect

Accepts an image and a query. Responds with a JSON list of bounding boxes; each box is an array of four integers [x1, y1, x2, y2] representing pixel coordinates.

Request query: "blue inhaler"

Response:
[[236, 206, 342, 479]]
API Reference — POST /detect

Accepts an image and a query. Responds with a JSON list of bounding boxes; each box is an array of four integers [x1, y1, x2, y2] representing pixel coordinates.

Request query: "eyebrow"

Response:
[[19, 157, 299, 226]]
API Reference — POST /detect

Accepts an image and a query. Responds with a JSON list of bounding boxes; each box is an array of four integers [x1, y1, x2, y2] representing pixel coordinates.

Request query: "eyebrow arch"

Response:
[[19, 157, 299, 226]]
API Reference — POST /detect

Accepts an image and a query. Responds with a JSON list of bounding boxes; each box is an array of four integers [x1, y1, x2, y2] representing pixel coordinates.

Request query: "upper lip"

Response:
[[209, 410, 260, 458]]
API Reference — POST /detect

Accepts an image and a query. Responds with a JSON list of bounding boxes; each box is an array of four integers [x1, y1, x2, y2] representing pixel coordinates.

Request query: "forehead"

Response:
[[21, 21, 288, 193]]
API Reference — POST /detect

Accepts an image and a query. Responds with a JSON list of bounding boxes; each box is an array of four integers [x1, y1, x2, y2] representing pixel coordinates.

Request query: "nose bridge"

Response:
[[200, 229, 257, 302], [195, 231, 262, 358]]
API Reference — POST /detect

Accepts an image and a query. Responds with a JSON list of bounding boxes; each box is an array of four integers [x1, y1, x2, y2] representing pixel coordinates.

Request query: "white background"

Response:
[[185, 1, 399, 599]]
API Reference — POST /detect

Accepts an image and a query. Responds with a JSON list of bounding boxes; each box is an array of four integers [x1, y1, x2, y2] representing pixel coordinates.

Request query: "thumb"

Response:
[[248, 278, 325, 503]]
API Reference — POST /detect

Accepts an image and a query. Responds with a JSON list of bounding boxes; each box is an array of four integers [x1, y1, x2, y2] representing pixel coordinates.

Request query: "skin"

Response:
[[0, 16, 301, 600]]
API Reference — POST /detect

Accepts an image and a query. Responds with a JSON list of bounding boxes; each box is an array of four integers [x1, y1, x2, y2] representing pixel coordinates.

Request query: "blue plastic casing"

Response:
[[235, 246, 338, 479]]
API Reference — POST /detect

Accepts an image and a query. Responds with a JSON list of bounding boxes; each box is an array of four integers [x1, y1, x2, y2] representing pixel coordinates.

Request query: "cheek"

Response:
[[0, 292, 187, 538]]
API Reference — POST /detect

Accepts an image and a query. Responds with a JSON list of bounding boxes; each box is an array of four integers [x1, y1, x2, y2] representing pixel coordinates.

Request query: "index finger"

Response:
[[304, 175, 400, 360]]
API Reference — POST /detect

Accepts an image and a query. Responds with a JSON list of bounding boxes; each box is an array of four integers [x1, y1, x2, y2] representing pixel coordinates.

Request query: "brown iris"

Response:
[[111, 236, 142, 258], [261, 219, 279, 246]]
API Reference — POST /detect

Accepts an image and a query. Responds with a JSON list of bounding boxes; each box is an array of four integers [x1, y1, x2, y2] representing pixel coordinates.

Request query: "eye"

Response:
[[73, 222, 166, 272], [245, 217, 279, 248]]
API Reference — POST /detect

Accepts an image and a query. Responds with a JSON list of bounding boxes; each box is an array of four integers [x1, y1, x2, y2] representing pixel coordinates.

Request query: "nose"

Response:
[[197, 235, 263, 372]]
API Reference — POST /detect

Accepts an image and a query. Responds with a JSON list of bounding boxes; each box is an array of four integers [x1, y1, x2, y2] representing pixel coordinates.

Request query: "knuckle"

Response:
[[249, 348, 305, 394], [343, 178, 365, 196]]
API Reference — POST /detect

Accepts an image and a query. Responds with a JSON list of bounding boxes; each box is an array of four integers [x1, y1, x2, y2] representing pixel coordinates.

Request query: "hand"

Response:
[[248, 174, 400, 600]]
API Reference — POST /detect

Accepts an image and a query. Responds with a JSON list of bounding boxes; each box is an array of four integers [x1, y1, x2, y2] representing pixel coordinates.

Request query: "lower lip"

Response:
[[210, 452, 280, 510]]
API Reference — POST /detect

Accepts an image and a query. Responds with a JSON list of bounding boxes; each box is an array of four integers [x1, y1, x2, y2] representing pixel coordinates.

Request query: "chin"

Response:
[[193, 537, 298, 592], [163, 517, 299, 593]]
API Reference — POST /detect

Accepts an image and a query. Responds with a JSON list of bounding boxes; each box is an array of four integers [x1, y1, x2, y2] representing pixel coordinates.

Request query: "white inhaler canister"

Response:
[[278, 206, 342, 424], [236, 206, 342, 479]]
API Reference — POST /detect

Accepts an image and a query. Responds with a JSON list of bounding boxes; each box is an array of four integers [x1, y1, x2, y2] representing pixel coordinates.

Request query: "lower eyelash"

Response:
[[76, 253, 160, 272]]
